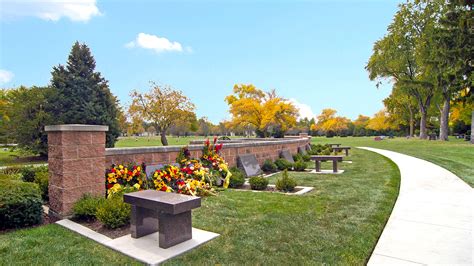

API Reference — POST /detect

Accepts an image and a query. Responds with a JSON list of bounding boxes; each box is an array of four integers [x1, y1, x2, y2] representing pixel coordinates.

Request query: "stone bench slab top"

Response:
[[332, 146, 351, 149], [124, 190, 201, 215], [310, 155, 343, 161]]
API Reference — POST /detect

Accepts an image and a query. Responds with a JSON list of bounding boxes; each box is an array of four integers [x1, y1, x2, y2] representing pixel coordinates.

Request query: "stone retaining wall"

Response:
[[106, 137, 310, 167]]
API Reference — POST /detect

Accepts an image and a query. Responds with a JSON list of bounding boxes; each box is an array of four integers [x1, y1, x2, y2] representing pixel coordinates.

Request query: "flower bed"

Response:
[[105, 137, 231, 198]]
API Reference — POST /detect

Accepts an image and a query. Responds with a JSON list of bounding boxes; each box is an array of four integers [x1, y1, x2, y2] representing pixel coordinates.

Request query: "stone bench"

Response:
[[123, 190, 201, 249], [328, 143, 341, 147], [310, 155, 343, 173], [332, 146, 351, 156]]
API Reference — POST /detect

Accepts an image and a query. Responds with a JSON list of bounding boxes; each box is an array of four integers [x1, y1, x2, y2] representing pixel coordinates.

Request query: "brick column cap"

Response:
[[45, 124, 109, 132]]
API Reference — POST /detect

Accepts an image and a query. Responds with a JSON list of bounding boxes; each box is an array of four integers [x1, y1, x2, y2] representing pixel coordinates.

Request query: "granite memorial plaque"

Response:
[[237, 154, 263, 177], [298, 146, 306, 155], [145, 163, 179, 178], [145, 164, 165, 178], [280, 149, 295, 163]]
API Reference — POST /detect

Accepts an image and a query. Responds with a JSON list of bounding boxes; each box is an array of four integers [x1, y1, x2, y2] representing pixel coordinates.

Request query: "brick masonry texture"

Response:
[[105, 138, 310, 167], [46, 128, 107, 217]]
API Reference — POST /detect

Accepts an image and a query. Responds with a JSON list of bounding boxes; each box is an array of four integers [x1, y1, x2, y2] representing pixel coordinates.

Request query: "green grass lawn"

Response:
[[115, 135, 228, 147], [1, 148, 400, 265], [311, 136, 474, 187], [0, 224, 139, 265], [166, 148, 400, 265], [0, 148, 46, 167]]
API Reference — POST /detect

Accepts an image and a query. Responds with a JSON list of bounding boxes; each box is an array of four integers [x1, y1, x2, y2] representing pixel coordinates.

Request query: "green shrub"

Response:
[[276, 170, 297, 192], [73, 194, 105, 221], [0, 166, 23, 176], [261, 159, 278, 173], [293, 160, 307, 171], [96, 197, 131, 229], [249, 176, 269, 190], [34, 171, 49, 201], [20, 167, 36, 182], [229, 167, 245, 188], [0, 179, 43, 229], [293, 154, 303, 162], [302, 154, 311, 162], [0, 173, 21, 181], [274, 158, 293, 171]]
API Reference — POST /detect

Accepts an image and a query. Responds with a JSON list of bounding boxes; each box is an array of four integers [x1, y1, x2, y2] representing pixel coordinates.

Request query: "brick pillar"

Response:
[[45, 124, 108, 219]]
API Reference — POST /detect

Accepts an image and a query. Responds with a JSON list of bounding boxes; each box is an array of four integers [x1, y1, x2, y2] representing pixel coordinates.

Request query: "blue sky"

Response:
[[0, 0, 399, 123]]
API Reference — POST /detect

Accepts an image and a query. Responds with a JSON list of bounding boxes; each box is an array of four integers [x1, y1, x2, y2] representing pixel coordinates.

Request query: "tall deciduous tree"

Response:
[[367, 110, 394, 132], [225, 84, 298, 138], [427, 0, 472, 140], [3, 86, 56, 155], [51, 41, 120, 147], [129, 83, 195, 145], [366, 1, 439, 139], [384, 85, 418, 137]]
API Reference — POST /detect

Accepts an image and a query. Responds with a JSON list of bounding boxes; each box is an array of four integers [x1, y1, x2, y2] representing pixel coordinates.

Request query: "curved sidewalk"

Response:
[[359, 147, 473, 265]]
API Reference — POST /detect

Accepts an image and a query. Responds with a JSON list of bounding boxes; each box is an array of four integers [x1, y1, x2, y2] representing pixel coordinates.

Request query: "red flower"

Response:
[[107, 183, 113, 189], [160, 186, 167, 191], [111, 169, 116, 173], [205, 139, 210, 146], [213, 136, 217, 144]]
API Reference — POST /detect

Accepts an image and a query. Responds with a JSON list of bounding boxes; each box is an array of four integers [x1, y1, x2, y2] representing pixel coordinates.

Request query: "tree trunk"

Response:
[[409, 107, 414, 137], [419, 109, 428, 139], [439, 96, 450, 141], [160, 131, 168, 146], [471, 110, 474, 144]]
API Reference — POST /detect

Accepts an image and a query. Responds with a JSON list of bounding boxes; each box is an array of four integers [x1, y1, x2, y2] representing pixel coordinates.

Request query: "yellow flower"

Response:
[[137, 166, 141, 172], [119, 165, 124, 169], [133, 183, 140, 190]]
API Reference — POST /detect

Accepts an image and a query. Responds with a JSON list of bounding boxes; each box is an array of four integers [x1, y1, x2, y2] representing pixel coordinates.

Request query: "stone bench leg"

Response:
[[131, 206, 159, 238], [345, 149, 349, 156], [158, 211, 192, 249], [332, 160, 338, 173], [315, 161, 321, 172]]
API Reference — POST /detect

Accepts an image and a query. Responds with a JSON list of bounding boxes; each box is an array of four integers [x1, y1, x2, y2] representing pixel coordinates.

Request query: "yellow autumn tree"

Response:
[[129, 82, 195, 145], [367, 110, 394, 132], [225, 84, 298, 137], [311, 108, 350, 136]]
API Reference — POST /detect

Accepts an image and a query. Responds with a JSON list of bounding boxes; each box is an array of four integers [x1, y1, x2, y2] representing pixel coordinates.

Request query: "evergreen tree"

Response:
[[51, 42, 120, 147]]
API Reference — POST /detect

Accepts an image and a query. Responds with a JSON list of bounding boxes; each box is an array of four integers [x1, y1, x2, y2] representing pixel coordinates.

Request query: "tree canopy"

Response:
[[51, 41, 120, 147], [129, 82, 196, 145], [225, 84, 298, 138]]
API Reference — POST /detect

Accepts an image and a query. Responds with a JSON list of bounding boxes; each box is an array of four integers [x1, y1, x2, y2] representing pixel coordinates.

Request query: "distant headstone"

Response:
[[298, 146, 306, 155], [146, 164, 165, 178], [145, 163, 179, 178], [280, 149, 295, 163], [237, 154, 262, 177]]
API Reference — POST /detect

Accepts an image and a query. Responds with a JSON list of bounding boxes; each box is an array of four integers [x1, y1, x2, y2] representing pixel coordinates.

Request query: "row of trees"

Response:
[[366, 0, 472, 142]]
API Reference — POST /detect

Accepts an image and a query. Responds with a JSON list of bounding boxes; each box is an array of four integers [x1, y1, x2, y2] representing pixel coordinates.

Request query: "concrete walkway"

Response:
[[359, 147, 473, 265]]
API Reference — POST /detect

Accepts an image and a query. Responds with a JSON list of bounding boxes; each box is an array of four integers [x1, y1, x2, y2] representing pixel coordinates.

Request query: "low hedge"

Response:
[[249, 176, 269, 190], [0, 179, 43, 229], [229, 167, 245, 188], [73, 194, 105, 221], [96, 196, 131, 229]]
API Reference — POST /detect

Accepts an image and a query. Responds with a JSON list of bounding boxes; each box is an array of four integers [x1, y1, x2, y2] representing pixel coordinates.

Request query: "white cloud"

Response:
[[0, 0, 101, 22], [288, 98, 316, 120], [0, 69, 14, 84], [126, 33, 187, 53]]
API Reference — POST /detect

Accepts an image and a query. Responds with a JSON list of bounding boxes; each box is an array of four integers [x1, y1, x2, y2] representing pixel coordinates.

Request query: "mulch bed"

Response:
[[76, 219, 130, 239]]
